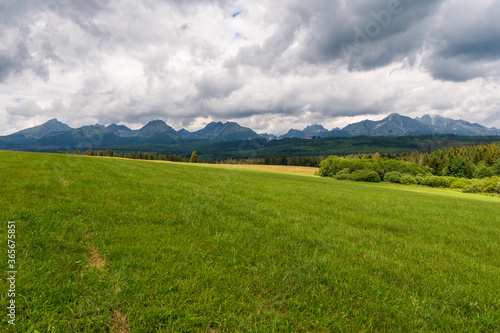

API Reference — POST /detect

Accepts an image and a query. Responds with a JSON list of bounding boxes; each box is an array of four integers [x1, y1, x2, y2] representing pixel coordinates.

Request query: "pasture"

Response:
[[0, 151, 499, 332]]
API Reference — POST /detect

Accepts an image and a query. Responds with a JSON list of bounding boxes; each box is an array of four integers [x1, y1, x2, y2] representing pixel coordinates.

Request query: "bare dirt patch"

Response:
[[88, 247, 106, 270], [111, 310, 130, 333], [60, 178, 73, 186], [114, 284, 122, 293]]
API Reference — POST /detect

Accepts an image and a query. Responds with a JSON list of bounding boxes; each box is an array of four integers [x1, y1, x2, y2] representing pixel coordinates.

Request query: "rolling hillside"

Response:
[[0, 151, 499, 332]]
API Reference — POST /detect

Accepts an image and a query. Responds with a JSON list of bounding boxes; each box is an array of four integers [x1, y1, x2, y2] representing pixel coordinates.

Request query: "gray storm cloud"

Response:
[[0, 0, 499, 135]]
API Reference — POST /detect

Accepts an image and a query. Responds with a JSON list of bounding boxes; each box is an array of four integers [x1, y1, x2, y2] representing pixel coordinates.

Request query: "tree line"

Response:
[[60, 149, 325, 166], [214, 155, 326, 167], [342, 143, 500, 179], [60, 149, 189, 162]]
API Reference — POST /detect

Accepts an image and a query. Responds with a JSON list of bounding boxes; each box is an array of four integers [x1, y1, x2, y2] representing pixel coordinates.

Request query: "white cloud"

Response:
[[0, 0, 499, 135]]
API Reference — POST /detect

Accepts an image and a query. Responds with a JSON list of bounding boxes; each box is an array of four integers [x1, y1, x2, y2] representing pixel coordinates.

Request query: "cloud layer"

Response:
[[1, 0, 499, 135]]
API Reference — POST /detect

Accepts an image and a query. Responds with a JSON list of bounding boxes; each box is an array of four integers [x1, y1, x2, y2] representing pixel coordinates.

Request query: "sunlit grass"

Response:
[[0, 151, 499, 332]]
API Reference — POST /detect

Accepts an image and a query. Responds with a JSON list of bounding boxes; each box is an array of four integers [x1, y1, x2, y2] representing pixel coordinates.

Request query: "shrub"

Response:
[[421, 176, 452, 188], [363, 171, 382, 183], [444, 176, 460, 184], [462, 177, 500, 194], [400, 175, 417, 185], [347, 170, 381, 183], [463, 183, 483, 193], [318, 157, 337, 177], [482, 177, 500, 193], [384, 171, 402, 183], [318, 156, 429, 179], [337, 168, 351, 175], [449, 179, 468, 189], [483, 183, 498, 193], [347, 170, 367, 181], [335, 168, 351, 180]]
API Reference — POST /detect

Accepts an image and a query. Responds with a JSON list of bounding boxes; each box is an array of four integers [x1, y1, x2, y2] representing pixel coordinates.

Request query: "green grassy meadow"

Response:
[[1, 151, 499, 332]]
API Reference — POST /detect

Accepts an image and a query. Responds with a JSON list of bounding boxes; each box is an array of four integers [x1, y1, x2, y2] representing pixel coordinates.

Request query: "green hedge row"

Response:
[[319, 156, 430, 178], [319, 156, 500, 194]]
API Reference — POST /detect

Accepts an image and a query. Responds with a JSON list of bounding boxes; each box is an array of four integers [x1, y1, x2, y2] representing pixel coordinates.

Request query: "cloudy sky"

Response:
[[1, 0, 500, 135]]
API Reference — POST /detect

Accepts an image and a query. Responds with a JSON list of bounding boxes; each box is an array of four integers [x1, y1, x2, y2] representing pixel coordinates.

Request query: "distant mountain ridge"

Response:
[[1, 113, 499, 151], [138, 120, 178, 138], [275, 113, 500, 138], [0, 119, 262, 150], [183, 121, 261, 141], [342, 113, 438, 137], [106, 124, 131, 134], [8, 119, 73, 139], [415, 114, 499, 136]]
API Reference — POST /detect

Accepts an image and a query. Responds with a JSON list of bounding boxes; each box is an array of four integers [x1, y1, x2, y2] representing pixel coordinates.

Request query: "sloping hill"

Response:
[[7, 119, 72, 139], [33, 125, 120, 149], [1, 150, 498, 331]]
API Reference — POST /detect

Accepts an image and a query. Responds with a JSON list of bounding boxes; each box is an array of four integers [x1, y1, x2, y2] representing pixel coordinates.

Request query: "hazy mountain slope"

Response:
[[8, 119, 72, 139], [186, 122, 260, 141], [343, 113, 439, 137], [417, 114, 500, 136]]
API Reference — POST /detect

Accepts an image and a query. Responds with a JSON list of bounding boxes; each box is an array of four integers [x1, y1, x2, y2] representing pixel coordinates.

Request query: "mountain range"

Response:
[[269, 113, 500, 139], [1, 113, 498, 151]]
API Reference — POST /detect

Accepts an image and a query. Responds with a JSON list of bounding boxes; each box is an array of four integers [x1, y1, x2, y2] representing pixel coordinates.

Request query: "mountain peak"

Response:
[[304, 124, 326, 130], [186, 121, 259, 141], [385, 113, 403, 122], [344, 113, 436, 137], [177, 128, 191, 138], [303, 124, 328, 136], [208, 121, 224, 126], [416, 114, 497, 135], [11, 118, 72, 139], [107, 124, 132, 134], [138, 120, 177, 137], [145, 119, 167, 126]]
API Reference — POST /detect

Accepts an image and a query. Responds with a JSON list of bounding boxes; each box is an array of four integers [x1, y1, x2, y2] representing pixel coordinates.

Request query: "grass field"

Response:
[[1, 150, 499, 332], [200, 163, 319, 176]]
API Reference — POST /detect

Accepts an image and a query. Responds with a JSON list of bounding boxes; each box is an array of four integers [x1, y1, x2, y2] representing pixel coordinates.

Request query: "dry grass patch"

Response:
[[60, 178, 73, 186], [111, 310, 130, 333], [88, 247, 106, 270], [214, 164, 319, 176]]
